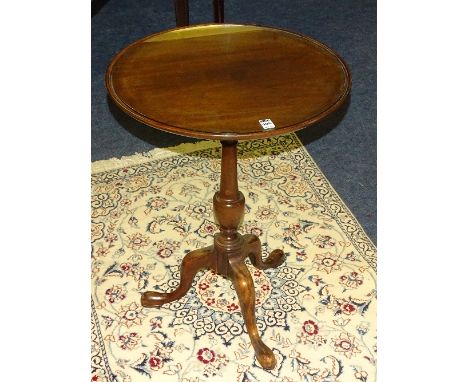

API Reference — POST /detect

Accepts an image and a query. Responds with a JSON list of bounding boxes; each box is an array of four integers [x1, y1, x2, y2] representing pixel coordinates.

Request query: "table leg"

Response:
[[141, 140, 286, 369], [229, 256, 277, 369], [244, 234, 286, 270], [141, 246, 215, 306]]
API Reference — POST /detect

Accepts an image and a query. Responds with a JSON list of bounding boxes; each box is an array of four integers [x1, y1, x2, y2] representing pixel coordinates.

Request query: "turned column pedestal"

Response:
[[141, 141, 286, 369]]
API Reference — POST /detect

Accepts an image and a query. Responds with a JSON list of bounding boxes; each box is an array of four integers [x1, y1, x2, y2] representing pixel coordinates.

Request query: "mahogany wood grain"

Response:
[[106, 24, 351, 141]]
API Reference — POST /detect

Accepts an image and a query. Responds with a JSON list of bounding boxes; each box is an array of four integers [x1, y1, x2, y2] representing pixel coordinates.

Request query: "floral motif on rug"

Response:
[[91, 134, 376, 382]]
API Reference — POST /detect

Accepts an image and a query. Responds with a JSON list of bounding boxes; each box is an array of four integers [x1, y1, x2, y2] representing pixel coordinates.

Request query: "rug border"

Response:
[[91, 140, 220, 174], [288, 133, 376, 249]]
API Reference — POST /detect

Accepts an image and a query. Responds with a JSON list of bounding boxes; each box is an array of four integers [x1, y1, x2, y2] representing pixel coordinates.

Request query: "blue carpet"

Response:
[[91, 0, 376, 243]]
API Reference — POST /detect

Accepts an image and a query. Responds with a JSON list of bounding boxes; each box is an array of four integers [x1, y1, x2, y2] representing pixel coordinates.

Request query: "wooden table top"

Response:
[[106, 24, 351, 140]]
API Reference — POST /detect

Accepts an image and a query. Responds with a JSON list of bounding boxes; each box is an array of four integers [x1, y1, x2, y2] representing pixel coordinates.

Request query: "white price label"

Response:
[[259, 119, 276, 130]]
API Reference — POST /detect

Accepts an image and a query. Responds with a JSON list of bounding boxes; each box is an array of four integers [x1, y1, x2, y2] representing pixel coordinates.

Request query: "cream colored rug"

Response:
[[91, 134, 376, 382]]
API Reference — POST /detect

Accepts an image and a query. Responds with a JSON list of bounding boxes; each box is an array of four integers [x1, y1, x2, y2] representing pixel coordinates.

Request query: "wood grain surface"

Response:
[[106, 24, 351, 140]]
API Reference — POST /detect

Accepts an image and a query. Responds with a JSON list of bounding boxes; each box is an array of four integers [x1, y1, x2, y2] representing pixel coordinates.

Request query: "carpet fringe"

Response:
[[91, 139, 221, 174]]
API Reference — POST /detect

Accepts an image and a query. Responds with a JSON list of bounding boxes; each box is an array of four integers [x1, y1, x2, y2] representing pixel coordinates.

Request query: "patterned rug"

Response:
[[91, 133, 376, 382]]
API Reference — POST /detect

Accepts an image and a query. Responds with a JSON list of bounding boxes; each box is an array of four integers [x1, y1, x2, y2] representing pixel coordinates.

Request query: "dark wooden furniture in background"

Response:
[[106, 24, 351, 369], [174, 0, 224, 26]]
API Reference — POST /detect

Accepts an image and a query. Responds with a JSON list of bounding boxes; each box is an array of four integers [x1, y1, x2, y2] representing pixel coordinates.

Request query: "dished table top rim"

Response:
[[106, 23, 352, 141]]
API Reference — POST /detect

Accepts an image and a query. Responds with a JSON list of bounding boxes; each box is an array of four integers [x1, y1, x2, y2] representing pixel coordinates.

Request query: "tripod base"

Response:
[[142, 233, 285, 369]]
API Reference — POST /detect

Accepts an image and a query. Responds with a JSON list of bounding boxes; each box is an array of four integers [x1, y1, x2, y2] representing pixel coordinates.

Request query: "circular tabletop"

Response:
[[106, 24, 351, 141]]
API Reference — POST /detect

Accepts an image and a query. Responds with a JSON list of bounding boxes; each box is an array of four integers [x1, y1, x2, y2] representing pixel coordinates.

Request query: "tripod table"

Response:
[[106, 24, 351, 369]]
